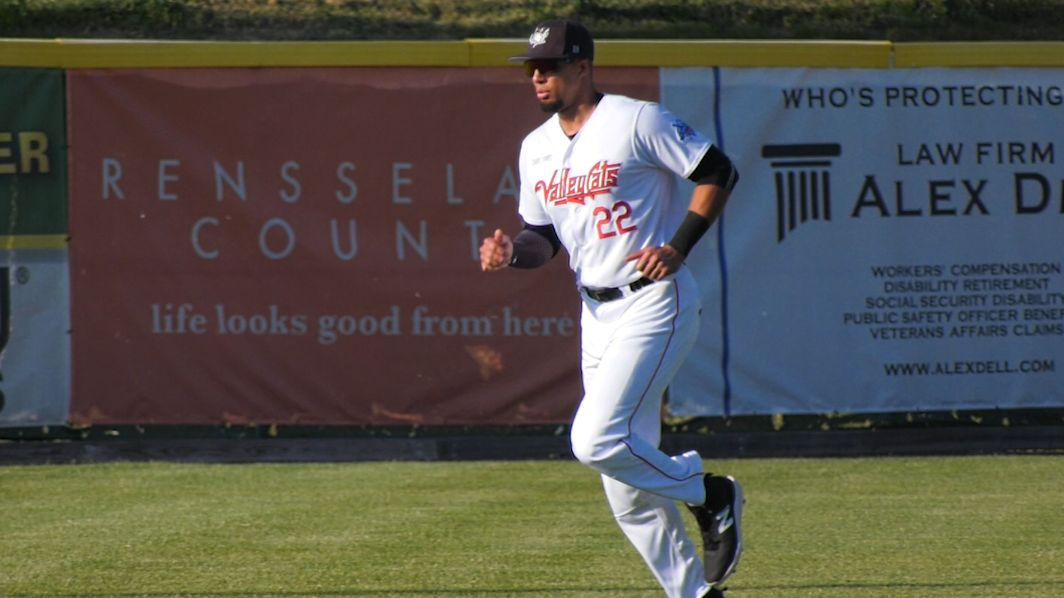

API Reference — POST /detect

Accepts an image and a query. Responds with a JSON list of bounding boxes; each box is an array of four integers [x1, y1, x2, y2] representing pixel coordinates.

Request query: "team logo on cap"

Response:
[[529, 27, 550, 47]]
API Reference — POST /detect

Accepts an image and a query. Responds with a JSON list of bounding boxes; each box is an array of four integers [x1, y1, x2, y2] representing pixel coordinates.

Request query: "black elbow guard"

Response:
[[508, 222, 561, 269], [688, 146, 739, 192]]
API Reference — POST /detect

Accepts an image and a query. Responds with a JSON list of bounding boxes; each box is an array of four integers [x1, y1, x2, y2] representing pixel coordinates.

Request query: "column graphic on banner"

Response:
[[762, 143, 841, 242]]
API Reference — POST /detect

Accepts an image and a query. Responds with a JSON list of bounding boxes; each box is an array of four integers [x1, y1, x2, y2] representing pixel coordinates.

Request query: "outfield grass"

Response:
[[1, 456, 1062, 597]]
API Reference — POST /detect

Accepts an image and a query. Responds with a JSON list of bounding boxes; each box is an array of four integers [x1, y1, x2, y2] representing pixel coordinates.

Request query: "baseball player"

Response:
[[479, 19, 743, 598]]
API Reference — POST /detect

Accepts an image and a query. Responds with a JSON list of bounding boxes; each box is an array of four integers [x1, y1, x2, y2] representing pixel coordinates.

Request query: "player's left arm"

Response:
[[628, 146, 739, 280]]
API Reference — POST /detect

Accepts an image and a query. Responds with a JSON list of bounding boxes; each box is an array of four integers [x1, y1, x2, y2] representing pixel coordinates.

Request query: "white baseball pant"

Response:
[[570, 268, 711, 598]]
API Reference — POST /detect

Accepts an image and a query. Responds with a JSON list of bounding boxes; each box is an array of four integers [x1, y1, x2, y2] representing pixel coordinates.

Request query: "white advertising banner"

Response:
[[664, 67, 1064, 416], [0, 253, 71, 426]]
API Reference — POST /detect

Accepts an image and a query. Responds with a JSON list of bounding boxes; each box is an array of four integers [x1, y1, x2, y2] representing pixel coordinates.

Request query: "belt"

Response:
[[581, 277, 656, 302]]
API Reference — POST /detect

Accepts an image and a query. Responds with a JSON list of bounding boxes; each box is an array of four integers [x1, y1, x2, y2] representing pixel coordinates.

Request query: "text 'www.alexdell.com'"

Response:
[[883, 358, 1056, 376]]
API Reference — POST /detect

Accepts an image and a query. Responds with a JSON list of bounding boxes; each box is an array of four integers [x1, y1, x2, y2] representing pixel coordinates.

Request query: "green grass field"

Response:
[[2, 456, 1062, 597]]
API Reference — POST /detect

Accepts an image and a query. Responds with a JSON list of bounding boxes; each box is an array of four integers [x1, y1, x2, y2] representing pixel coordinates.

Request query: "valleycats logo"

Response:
[[536, 160, 621, 207]]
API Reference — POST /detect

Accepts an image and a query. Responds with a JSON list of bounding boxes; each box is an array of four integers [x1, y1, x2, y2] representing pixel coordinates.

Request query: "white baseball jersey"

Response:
[[517, 94, 713, 289]]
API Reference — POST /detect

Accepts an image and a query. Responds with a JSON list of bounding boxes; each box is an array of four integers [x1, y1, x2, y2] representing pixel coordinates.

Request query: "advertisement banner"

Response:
[[0, 68, 70, 427], [0, 259, 72, 426], [666, 67, 1064, 416], [0, 68, 67, 234], [67, 67, 658, 425]]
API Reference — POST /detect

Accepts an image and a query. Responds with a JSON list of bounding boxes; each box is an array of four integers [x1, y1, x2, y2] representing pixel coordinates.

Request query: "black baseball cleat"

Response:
[[687, 474, 744, 586], [701, 587, 727, 598]]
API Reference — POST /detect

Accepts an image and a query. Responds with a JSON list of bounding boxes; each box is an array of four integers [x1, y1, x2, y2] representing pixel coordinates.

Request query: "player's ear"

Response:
[[574, 58, 593, 84]]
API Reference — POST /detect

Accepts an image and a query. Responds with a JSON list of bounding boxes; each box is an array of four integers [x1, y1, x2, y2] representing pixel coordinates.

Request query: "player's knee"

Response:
[[569, 419, 596, 465], [569, 435, 597, 467], [570, 427, 622, 470]]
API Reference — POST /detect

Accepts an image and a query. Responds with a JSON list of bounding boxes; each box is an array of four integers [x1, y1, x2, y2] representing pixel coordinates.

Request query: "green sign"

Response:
[[0, 68, 67, 235]]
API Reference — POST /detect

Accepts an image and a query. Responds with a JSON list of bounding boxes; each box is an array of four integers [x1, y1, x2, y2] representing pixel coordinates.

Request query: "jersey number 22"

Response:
[[594, 201, 637, 239]]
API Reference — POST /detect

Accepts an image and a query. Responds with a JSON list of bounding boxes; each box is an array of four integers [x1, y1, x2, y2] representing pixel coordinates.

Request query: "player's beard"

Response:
[[539, 98, 565, 114]]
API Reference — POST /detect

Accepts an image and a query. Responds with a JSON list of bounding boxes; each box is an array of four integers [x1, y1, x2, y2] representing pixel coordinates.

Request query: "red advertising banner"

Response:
[[68, 67, 658, 425]]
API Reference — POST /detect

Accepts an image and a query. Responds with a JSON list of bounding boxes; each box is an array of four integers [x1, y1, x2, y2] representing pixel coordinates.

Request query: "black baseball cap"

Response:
[[508, 19, 594, 62]]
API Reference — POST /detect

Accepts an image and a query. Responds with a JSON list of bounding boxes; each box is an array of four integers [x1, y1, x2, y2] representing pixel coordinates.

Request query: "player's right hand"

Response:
[[480, 229, 513, 272]]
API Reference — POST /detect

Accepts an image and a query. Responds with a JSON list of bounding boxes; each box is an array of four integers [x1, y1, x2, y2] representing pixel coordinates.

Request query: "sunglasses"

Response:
[[524, 58, 573, 78]]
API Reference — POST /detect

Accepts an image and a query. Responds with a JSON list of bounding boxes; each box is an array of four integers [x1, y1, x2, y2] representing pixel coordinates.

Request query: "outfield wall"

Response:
[[1, 39, 1062, 427]]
